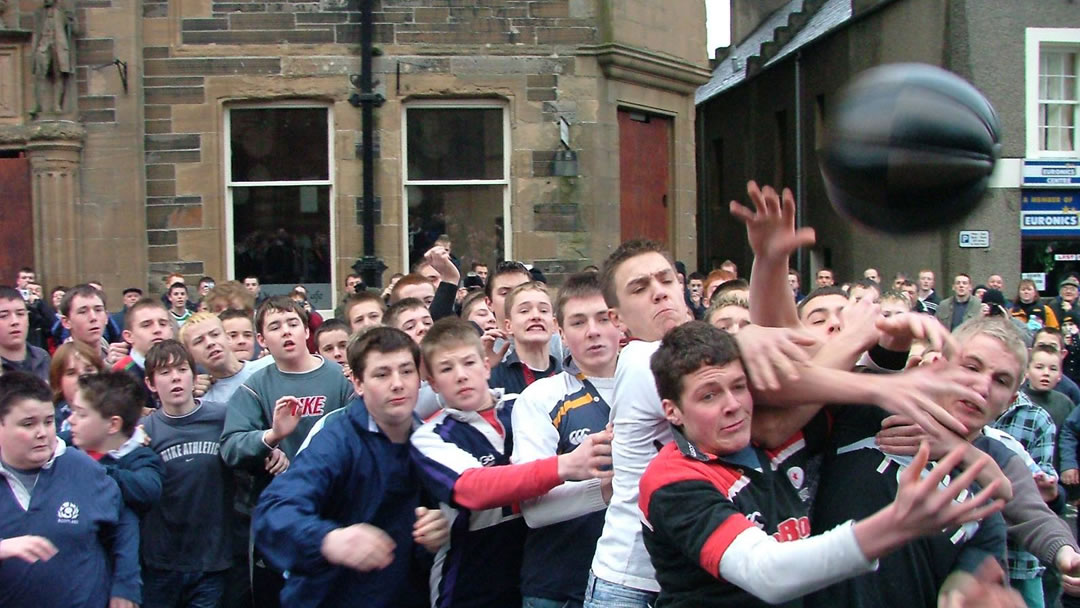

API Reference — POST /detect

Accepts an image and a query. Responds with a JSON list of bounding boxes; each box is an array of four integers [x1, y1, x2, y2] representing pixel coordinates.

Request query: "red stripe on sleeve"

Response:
[[452, 456, 561, 511], [700, 515, 755, 577]]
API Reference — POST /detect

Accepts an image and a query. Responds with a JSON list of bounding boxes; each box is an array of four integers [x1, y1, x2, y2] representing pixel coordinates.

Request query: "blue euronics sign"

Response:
[[1023, 160, 1080, 187], [1021, 190, 1080, 237]]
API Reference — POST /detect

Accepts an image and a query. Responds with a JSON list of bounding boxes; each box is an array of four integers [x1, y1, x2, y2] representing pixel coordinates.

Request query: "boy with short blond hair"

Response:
[[489, 282, 560, 394], [68, 371, 164, 515], [411, 317, 613, 608], [140, 339, 234, 607]]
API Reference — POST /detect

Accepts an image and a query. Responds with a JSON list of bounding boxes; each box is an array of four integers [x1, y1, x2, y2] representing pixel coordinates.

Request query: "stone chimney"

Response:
[[730, 0, 790, 47]]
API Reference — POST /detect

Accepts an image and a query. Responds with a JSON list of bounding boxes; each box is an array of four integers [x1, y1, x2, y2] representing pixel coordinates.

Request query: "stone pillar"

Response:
[[26, 120, 85, 287]]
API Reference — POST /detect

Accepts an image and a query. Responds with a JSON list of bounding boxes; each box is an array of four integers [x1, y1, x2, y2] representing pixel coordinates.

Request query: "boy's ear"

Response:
[[145, 375, 158, 395], [60, 315, 72, 330], [350, 375, 364, 397], [122, 329, 134, 346], [609, 309, 628, 337], [256, 332, 268, 349], [107, 415, 125, 435], [662, 398, 682, 426], [503, 317, 513, 336]]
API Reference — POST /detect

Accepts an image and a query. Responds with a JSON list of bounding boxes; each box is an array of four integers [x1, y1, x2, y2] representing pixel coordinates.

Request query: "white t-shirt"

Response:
[[202, 356, 275, 404], [590, 340, 669, 591]]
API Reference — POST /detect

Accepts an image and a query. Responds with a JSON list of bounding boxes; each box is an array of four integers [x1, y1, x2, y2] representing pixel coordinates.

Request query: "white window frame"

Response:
[[223, 102, 336, 292], [400, 99, 511, 272], [1026, 28, 1080, 158]]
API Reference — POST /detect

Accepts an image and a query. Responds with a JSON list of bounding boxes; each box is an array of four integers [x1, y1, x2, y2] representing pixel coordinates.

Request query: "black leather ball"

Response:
[[819, 63, 1001, 233]]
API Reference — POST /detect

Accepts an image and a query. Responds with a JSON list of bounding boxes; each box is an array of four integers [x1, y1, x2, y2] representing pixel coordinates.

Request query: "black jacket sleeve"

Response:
[[430, 281, 459, 321]]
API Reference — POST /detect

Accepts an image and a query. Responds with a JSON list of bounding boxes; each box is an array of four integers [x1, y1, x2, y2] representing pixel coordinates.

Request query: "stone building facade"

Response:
[[0, 0, 709, 306], [697, 0, 1080, 296]]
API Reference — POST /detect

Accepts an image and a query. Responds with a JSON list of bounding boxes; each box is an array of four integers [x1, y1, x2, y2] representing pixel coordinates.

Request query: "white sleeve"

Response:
[[719, 521, 877, 604], [609, 342, 670, 509], [415, 383, 442, 421], [511, 383, 607, 527]]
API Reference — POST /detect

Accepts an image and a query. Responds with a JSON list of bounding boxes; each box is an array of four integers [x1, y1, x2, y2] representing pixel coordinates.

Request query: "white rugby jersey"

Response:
[[590, 340, 669, 592]]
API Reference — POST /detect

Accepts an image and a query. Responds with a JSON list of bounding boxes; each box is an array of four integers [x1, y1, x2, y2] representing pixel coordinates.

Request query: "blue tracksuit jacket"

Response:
[[253, 399, 430, 608], [0, 440, 142, 607]]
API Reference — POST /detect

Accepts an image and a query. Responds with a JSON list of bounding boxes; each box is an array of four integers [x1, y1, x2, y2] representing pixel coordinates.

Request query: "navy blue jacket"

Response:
[[97, 439, 165, 515], [253, 399, 430, 608], [0, 344, 51, 382], [0, 441, 142, 606]]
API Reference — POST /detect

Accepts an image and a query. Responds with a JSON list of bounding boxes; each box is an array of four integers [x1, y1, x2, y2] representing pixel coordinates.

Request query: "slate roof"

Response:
[[696, 0, 854, 105]]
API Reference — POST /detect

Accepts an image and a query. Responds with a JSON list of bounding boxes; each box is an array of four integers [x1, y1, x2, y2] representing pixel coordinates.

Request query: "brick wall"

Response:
[[138, 0, 599, 285], [169, 0, 596, 48]]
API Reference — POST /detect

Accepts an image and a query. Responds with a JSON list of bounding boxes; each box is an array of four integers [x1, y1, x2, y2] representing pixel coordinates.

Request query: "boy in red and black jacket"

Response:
[[639, 321, 1006, 608]]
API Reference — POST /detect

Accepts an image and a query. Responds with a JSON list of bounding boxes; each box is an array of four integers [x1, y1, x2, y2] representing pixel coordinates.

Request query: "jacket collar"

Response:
[[670, 424, 761, 472], [106, 427, 147, 459]]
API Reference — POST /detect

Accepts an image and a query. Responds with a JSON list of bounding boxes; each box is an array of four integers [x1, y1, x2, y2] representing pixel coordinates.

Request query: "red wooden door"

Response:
[[618, 109, 671, 244], [0, 156, 33, 282]]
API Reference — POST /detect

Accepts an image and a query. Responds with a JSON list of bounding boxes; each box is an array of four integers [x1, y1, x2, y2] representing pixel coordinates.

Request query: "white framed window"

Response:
[[223, 103, 335, 305], [1026, 28, 1080, 158], [400, 100, 511, 273]]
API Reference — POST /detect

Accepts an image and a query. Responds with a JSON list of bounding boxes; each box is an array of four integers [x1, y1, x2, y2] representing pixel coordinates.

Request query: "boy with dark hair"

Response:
[[385, 297, 433, 344], [511, 271, 622, 607], [220, 295, 354, 608], [1032, 327, 1080, 404], [0, 371, 142, 608], [168, 282, 193, 327], [115, 296, 175, 409], [0, 285, 50, 381], [641, 321, 1005, 607], [314, 319, 350, 368], [411, 317, 614, 608], [1023, 344, 1074, 432], [140, 339, 234, 608], [68, 371, 165, 515], [219, 308, 257, 362], [342, 291, 385, 334], [488, 281, 560, 394], [58, 283, 113, 358], [254, 327, 449, 608]]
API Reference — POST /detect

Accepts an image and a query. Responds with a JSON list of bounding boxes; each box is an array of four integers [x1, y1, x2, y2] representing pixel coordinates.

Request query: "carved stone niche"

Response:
[[0, 30, 31, 126]]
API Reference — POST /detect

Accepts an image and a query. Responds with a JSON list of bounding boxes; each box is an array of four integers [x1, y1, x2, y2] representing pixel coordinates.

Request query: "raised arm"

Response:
[[729, 181, 815, 329]]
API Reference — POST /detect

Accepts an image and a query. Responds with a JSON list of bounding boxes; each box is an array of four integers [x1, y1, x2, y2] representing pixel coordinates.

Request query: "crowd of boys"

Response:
[[6, 181, 1080, 608]]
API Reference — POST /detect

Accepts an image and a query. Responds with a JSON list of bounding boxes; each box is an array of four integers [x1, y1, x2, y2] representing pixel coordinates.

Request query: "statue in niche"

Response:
[[31, 0, 76, 116]]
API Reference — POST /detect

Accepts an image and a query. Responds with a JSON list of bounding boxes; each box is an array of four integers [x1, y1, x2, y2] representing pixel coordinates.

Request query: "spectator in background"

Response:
[[1011, 279, 1059, 332], [243, 276, 267, 307], [917, 269, 940, 314], [0, 286, 50, 382], [332, 273, 364, 320], [471, 261, 489, 285], [788, 269, 804, 303], [1052, 275, 1080, 327], [48, 341, 104, 434], [936, 273, 982, 331], [863, 267, 880, 283], [289, 286, 323, 353], [110, 288, 143, 335], [815, 268, 835, 287]]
